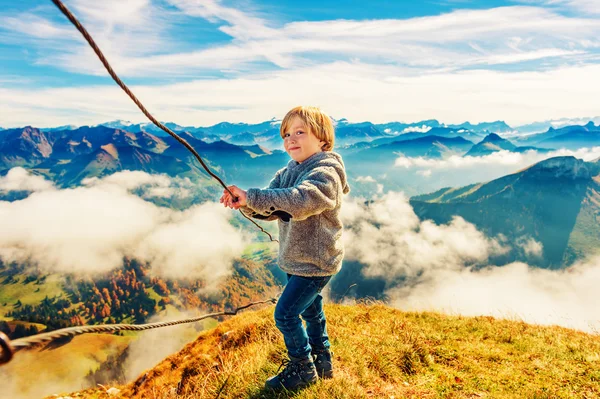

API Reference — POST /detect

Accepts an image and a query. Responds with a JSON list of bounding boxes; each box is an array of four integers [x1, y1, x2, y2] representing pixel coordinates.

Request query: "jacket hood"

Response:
[[288, 151, 350, 194]]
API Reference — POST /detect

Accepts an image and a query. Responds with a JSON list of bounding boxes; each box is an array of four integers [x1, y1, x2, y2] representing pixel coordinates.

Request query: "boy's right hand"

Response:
[[219, 185, 247, 209]]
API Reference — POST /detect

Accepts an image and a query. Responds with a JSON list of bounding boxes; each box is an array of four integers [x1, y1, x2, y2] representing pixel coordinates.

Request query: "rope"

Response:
[[50, 0, 277, 243], [0, 297, 276, 366]]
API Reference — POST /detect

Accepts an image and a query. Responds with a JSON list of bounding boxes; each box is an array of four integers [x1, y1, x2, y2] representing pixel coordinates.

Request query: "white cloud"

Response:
[[342, 192, 508, 279], [2, 62, 600, 128], [402, 125, 432, 133], [70, 0, 155, 27], [0, 169, 247, 283], [0, 167, 55, 192], [1, 3, 600, 127], [356, 175, 376, 183], [82, 170, 193, 199], [1, 13, 77, 40], [342, 192, 600, 333], [1, 0, 174, 76], [395, 147, 600, 170], [388, 259, 600, 333], [165, 0, 277, 40], [4, 4, 600, 76], [567, 0, 600, 14], [392, 147, 600, 195], [517, 237, 544, 258], [521, 0, 600, 14], [123, 309, 204, 381]]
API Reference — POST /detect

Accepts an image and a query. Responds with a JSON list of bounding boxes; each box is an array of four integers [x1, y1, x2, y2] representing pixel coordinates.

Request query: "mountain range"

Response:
[[3, 116, 587, 151], [2, 120, 600, 194]]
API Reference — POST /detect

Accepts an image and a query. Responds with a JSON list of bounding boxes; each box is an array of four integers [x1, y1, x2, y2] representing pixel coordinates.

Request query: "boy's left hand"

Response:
[[219, 185, 247, 209]]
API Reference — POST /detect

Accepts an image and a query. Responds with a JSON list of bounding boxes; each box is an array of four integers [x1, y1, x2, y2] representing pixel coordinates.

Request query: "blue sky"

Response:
[[0, 0, 599, 128]]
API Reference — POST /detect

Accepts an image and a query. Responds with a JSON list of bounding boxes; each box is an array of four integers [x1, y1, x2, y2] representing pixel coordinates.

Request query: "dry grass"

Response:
[[61, 303, 600, 398]]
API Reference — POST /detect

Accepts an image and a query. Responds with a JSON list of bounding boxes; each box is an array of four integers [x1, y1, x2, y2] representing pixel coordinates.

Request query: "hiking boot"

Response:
[[312, 348, 333, 379], [265, 355, 318, 391]]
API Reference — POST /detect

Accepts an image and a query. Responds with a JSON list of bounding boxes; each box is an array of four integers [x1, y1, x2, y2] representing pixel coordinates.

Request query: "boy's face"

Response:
[[283, 117, 326, 163]]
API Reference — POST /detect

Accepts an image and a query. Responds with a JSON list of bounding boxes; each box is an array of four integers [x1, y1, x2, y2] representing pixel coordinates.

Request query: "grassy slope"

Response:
[[564, 187, 600, 263], [0, 274, 65, 318], [68, 303, 599, 399]]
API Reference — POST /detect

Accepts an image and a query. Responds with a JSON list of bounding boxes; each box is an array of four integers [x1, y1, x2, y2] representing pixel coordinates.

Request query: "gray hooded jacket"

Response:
[[241, 151, 350, 277]]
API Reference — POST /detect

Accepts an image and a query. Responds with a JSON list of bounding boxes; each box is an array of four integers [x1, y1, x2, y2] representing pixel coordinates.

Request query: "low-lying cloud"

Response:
[[402, 125, 432, 134], [341, 192, 600, 333], [392, 147, 600, 193], [0, 169, 248, 282], [389, 259, 600, 333], [0, 168, 55, 192], [82, 170, 194, 200], [124, 309, 205, 382], [342, 192, 508, 279], [395, 146, 600, 172]]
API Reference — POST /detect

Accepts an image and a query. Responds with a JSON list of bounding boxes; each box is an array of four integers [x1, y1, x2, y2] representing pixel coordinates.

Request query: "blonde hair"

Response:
[[280, 106, 335, 151]]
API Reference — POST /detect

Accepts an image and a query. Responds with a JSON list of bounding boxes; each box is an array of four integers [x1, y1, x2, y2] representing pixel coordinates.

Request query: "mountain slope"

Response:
[[464, 133, 516, 156], [368, 127, 483, 148], [411, 156, 600, 267], [50, 126, 168, 159], [345, 135, 473, 166], [518, 122, 600, 149], [70, 303, 600, 399], [448, 120, 513, 134], [464, 133, 550, 157], [50, 145, 196, 186], [0, 126, 286, 189], [0, 127, 53, 168]]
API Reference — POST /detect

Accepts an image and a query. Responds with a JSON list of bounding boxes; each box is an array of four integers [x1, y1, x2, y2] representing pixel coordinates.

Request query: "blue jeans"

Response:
[[274, 274, 332, 359]]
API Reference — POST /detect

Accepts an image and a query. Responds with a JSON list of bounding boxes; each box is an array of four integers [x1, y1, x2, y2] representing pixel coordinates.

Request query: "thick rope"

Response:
[[50, 0, 277, 243], [0, 297, 276, 366]]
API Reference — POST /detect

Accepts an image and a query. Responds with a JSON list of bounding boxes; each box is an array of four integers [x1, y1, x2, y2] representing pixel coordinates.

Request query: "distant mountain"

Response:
[[535, 122, 600, 150], [384, 135, 474, 158], [95, 120, 191, 136], [366, 127, 483, 148], [0, 126, 53, 169], [516, 122, 600, 150], [373, 120, 442, 135], [0, 125, 288, 188], [464, 133, 550, 157], [335, 123, 384, 145], [49, 126, 168, 159], [464, 133, 516, 156], [24, 118, 523, 154], [515, 117, 600, 135], [50, 145, 195, 186], [40, 124, 79, 133], [411, 156, 600, 267], [448, 121, 513, 134], [344, 135, 473, 170]]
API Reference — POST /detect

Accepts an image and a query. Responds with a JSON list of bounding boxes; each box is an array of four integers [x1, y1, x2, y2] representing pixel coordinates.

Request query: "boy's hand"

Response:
[[219, 185, 247, 209]]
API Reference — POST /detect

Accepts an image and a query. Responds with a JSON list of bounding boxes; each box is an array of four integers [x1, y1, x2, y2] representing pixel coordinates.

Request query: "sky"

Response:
[[0, 0, 599, 128]]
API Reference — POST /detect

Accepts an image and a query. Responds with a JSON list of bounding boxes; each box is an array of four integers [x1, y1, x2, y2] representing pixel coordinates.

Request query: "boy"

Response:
[[220, 106, 350, 391]]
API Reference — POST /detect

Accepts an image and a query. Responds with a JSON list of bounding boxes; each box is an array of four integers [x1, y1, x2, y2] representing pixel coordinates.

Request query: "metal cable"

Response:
[[0, 297, 276, 366], [50, 0, 277, 243]]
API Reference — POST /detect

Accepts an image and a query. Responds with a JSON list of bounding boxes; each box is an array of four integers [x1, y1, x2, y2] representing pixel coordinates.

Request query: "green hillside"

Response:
[[411, 156, 600, 267]]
